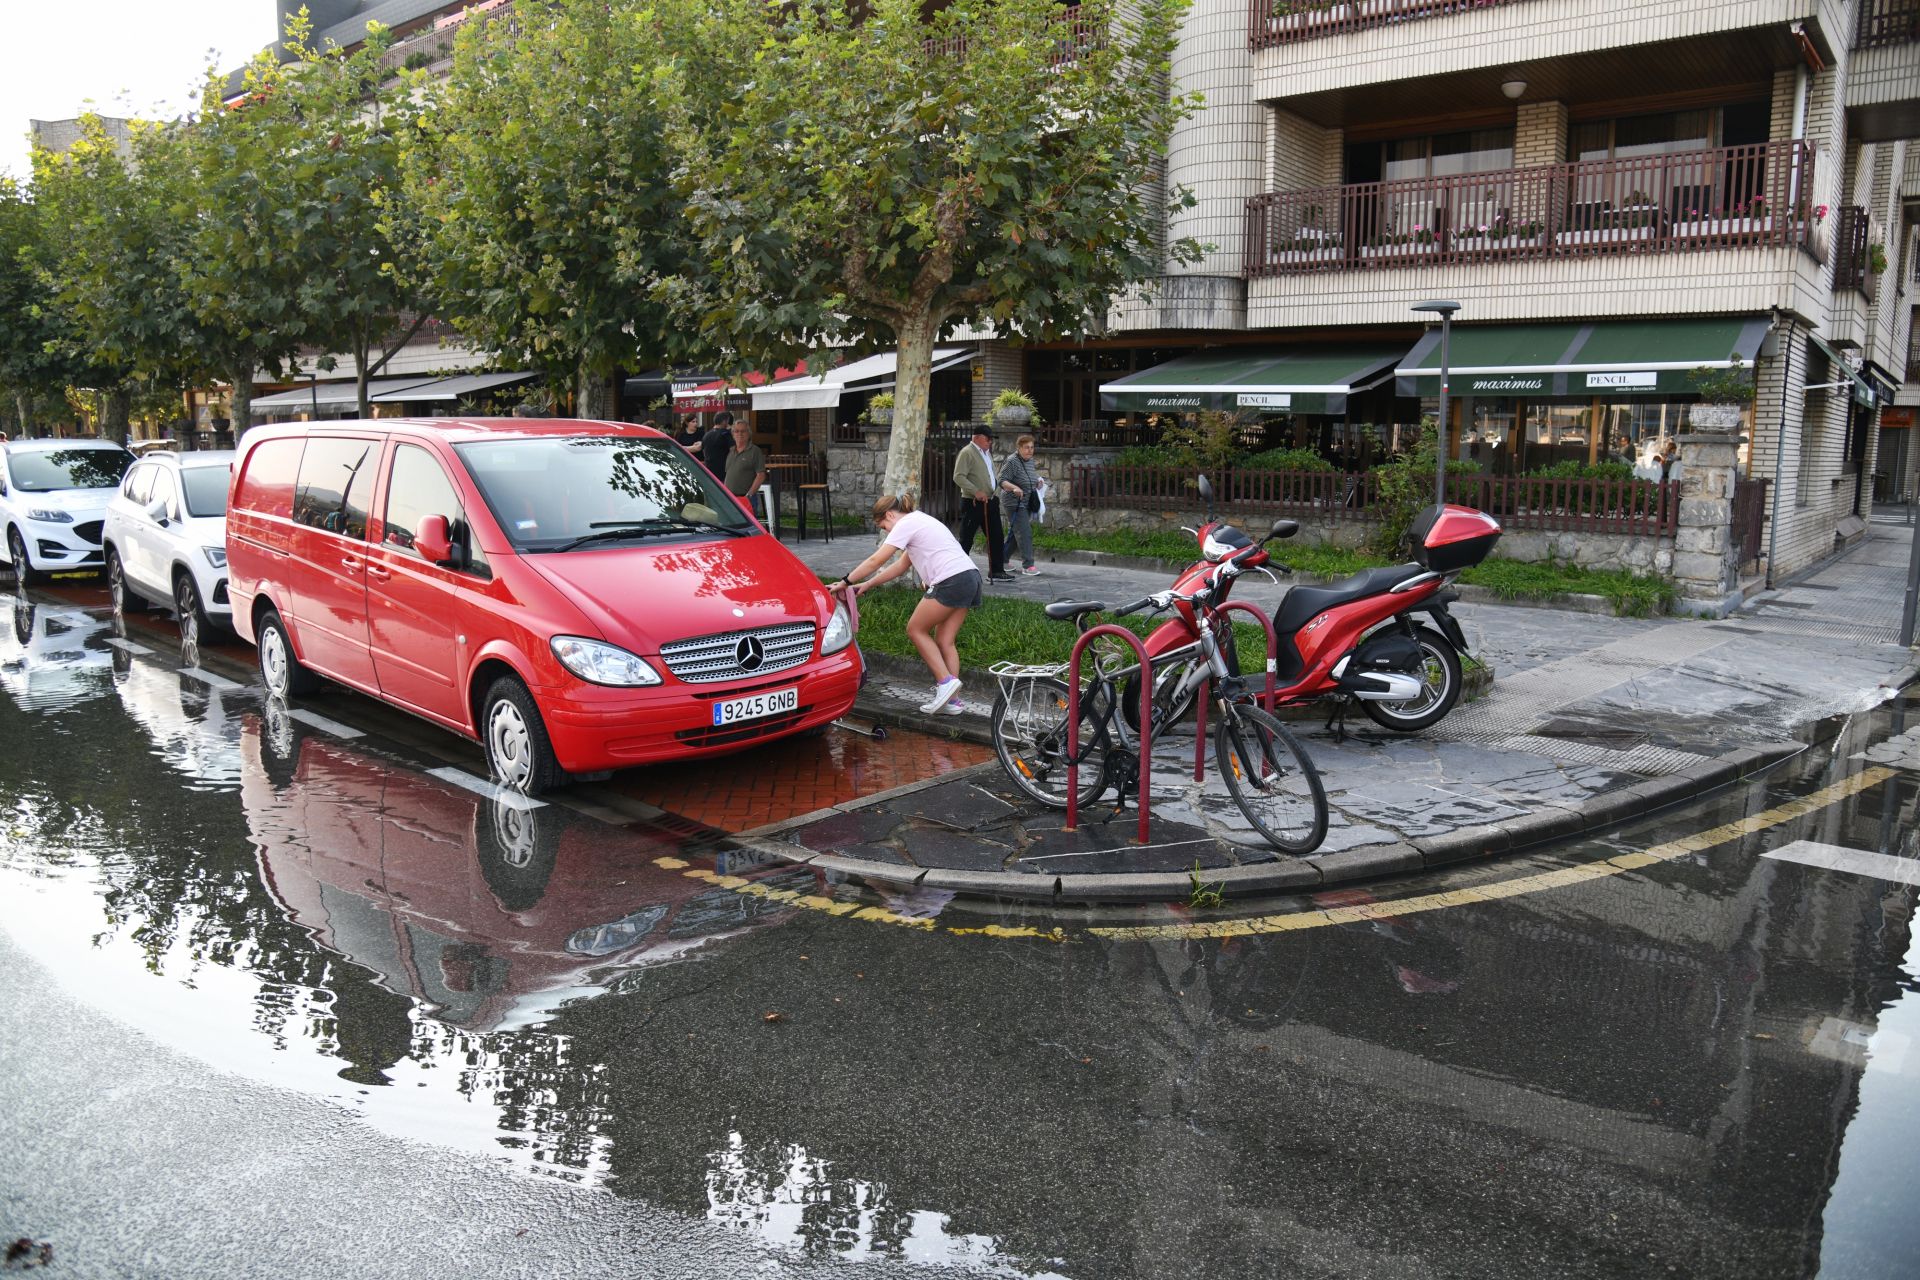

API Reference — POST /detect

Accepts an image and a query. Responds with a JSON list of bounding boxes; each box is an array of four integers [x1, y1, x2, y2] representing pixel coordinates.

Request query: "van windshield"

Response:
[[8, 448, 132, 492], [453, 436, 757, 551]]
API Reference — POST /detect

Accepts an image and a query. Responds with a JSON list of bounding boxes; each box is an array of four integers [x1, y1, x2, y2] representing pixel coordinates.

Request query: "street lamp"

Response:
[[1412, 300, 1462, 507]]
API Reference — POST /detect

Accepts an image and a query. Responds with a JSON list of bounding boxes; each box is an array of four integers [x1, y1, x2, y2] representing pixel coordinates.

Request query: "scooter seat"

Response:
[[1044, 600, 1108, 622], [1273, 564, 1428, 635]]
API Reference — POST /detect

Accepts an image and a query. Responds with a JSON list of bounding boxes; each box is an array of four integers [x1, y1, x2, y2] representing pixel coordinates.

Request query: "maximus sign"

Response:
[[1465, 376, 1545, 393]]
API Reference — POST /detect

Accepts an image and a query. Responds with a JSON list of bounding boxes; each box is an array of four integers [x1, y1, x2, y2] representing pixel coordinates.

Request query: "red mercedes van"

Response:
[[226, 418, 861, 794]]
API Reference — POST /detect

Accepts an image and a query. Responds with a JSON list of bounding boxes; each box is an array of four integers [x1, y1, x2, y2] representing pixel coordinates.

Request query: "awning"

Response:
[[745, 348, 974, 411], [374, 371, 537, 403], [249, 377, 440, 411], [1395, 316, 1771, 398], [1098, 345, 1404, 415], [1860, 359, 1899, 409], [1804, 333, 1880, 408], [672, 363, 808, 413]]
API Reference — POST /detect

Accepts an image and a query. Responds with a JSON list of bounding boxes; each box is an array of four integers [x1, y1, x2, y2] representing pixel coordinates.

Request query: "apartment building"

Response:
[[994, 0, 1918, 582]]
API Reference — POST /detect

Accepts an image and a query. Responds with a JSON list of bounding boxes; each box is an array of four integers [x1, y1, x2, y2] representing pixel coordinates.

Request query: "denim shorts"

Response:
[[926, 568, 984, 609]]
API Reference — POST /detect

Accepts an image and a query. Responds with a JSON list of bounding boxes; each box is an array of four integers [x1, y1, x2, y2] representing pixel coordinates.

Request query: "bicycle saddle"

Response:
[[1044, 600, 1108, 621]]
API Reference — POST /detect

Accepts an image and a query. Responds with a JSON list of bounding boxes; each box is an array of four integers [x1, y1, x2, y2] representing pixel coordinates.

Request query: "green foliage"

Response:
[[1240, 447, 1335, 473], [0, 178, 81, 429], [658, 0, 1199, 498], [1154, 410, 1244, 473], [1459, 559, 1674, 617], [409, 0, 706, 414], [1030, 525, 1383, 579], [866, 392, 895, 412], [1688, 356, 1754, 405], [991, 387, 1040, 416], [1367, 420, 1476, 557], [1867, 243, 1889, 277], [1527, 460, 1635, 483], [1188, 863, 1225, 909]]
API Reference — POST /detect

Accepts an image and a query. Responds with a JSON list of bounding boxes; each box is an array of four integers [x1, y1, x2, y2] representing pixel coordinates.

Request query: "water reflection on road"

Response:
[[2, 589, 1918, 1277]]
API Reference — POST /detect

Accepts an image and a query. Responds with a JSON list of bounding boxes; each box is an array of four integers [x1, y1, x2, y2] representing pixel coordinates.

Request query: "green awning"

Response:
[[1395, 316, 1772, 398], [1806, 332, 1880, 408], [1099, 345, 1405, 416]]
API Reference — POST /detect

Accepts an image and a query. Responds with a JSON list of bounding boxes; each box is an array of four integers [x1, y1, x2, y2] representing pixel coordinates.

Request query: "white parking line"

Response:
[[1763, 840, 1920, 887], [426, 766, 546, 811], [105, 637, 154, 656], [178, 666, 247, 693], [288, 709, 365, 740]]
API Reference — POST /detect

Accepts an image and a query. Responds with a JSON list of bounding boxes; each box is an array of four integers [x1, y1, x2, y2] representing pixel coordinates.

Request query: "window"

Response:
[[6, 447, 132, 492], [122, 464, 154, 506], [236, 438, 304, 520], [382, 445, 464, 558], [179, 466, 231, 518], [1369, 129, 1515, 184], [292, 437, 377, 540]]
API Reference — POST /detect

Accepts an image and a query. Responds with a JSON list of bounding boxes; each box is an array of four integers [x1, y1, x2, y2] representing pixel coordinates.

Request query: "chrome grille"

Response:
[[658, 621, 816, 684]]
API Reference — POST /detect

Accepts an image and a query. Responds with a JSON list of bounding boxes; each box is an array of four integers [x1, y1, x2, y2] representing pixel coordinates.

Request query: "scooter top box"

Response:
[[1411, 503, 1502, 573]]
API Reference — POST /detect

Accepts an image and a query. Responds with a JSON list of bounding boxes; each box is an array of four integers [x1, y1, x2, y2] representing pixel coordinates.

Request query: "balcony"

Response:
[[923, 5, 1101, 63], [1858, 0, 1920, 48], [1248, 0, 1534, 50], [1832, 205, 1876, 300], [1245, 141, 1816, 279]]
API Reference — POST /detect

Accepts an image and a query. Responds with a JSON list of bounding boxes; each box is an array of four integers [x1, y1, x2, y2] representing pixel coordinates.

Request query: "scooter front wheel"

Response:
[[1359, 625, 1462, 732]]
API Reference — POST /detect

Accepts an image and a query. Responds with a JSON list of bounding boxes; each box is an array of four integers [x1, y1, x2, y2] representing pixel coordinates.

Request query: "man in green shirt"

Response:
[[723, 419, 768, 509]]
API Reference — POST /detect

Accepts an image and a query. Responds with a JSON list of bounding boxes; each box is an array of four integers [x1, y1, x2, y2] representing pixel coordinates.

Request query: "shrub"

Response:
[[1368, 422, 1478, 556], [1527, 460, 1635, 483], [1240, 447, 1334, 473]]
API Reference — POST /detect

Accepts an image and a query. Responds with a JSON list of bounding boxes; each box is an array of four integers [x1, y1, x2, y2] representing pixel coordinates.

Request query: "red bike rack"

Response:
[[1192, 600, 1279, 783], [1065, 624, 1155, 845]]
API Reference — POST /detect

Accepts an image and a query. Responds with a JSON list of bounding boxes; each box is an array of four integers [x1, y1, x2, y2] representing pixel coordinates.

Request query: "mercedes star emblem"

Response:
[[735, 636, 766, 671]]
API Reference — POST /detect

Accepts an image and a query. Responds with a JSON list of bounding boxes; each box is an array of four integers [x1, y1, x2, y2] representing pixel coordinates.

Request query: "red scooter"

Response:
[[1125, 475, 1501, 735]]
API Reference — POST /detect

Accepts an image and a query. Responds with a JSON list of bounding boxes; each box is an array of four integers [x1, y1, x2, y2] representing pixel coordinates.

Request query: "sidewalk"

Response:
[[760, 526, 1918, 901]]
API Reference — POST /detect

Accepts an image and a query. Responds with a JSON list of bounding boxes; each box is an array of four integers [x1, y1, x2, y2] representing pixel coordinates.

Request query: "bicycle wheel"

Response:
[[1213, 701, 1328, 854], [991, 676, 1112, 809]]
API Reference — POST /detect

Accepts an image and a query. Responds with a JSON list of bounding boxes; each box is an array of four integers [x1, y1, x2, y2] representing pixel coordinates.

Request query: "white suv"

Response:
[[102, 450, 236, 644], [0, 439, 135, 586]]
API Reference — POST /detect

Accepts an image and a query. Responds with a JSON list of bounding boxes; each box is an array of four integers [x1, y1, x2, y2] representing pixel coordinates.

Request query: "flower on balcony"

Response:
[[1814, 203, 1829, 222]]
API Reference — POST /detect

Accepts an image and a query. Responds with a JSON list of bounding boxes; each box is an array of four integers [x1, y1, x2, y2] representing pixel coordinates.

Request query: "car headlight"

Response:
[[202, 546, 228, 568], [820, 601, 854, 654], [550, 635, 663, 687], [25, 509, 73, 524]]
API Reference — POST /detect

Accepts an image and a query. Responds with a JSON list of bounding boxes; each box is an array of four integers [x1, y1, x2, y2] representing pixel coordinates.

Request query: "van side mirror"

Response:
[[415, 514, 455, 566]]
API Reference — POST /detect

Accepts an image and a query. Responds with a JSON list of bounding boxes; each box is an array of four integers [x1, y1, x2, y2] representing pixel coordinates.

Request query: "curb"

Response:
[[1030, 547, 1626, 616], [745, 739, 1807, 905]]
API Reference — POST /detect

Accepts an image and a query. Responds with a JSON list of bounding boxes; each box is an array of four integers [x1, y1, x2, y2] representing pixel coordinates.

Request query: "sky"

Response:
[[0, 0, 279, 182]]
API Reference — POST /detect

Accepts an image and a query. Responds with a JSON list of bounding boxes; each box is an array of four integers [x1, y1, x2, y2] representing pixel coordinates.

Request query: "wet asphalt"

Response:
[[1, 584, 1917, 1279]]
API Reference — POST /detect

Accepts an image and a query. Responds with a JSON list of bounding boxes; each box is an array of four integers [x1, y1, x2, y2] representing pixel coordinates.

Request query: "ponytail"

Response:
[[871, 493, 916, 521]]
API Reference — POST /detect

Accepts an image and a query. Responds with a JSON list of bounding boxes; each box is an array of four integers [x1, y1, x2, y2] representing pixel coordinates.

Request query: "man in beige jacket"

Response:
[[952, 425, 1011, 582]]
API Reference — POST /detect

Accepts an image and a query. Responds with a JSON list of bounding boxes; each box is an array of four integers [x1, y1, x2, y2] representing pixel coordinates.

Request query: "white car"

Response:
[[0, 438, 135, 586], [102, 449, 236, 644]]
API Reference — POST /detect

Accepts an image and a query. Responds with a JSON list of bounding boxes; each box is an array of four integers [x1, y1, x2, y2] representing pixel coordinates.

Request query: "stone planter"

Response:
[[868, 408, 893, 425], [994, 406, 1033, 427], [1687, 402, 1746, 432]]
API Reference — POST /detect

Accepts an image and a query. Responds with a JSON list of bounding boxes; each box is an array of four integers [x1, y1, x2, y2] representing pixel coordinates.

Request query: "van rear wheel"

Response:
[[257, 608, 320, 698], [480, 675, 566, 797]]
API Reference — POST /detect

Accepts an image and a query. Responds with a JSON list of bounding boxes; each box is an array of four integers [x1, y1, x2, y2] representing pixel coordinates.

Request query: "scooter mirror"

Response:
[[1267, 518, 1299, 542], [1196, 474, 1214, 517]]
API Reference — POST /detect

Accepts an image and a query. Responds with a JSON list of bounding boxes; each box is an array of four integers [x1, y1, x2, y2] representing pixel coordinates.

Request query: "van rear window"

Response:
[[236, 438, 305, 519], [293, 438, 377, 540]]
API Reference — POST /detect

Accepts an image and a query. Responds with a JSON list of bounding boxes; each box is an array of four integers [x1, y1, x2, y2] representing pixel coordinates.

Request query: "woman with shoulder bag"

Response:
[[998, 434, 1043, 576]]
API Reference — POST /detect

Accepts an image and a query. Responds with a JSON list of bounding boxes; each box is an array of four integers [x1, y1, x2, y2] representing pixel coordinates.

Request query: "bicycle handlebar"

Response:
[[1114, 596, 1157, 617]]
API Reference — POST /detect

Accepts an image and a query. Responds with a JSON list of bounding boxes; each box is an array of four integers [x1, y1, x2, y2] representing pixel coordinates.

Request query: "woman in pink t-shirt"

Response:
[[831, 494, 982, 714]]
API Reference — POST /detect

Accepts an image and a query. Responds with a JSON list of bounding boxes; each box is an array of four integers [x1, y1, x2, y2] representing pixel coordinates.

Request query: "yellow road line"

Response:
[[1088, 765, 1897, 942]]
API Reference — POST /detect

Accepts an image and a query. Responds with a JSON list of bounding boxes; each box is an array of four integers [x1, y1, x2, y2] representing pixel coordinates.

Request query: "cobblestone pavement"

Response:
[[767, 524, 1917, 896]]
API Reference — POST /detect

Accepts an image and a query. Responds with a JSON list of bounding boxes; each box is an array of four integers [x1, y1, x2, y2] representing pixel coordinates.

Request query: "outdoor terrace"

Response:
[[1249, 0, 1535, 51], [1245, 141, 1817, 279]]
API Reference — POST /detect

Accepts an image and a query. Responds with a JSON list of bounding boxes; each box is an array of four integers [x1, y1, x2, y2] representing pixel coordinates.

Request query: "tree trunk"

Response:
[[880, 309, 940, 502], [577, 366, 615, 420], [101, 387, 131, 447], [356, 324, 373, 419], [14, 391, 27, 439], [230, 367, 254, 449]]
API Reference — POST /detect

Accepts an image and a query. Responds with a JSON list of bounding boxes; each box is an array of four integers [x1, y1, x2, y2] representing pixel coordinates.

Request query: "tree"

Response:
[[0, 178, 78, 436], [174, 12, 437, 429], [406, 0, 707, 418], [661, 0, 1200, 497], [30, 116, 198, 446]]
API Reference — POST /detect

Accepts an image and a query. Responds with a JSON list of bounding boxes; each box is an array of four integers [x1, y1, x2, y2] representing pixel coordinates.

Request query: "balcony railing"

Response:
[[1250, 0, 1535, 50], [1245, 141, 1816, 278], [1070, 463, 1677, 536], [1833, 205, 1871, 294], [924, 5, 1101, 63], [1858, 0, 1920, 48]]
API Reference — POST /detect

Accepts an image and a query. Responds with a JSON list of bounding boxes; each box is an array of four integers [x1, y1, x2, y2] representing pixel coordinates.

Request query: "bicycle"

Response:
[[988, 545, 1328, 855]]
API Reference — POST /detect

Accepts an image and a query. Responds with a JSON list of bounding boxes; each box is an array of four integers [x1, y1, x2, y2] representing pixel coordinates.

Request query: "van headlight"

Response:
[[26, 509, 73, 524], [550, 636, 663, 687], [820, 601, 854, 655]]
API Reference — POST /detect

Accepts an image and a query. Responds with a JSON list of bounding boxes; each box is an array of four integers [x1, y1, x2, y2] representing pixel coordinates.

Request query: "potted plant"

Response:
[[1359, 225, 1437, 259], [1867, 243, 1889, 276], [1674, 196, 1777, 241], [992, 387, 1039, 427], [862, 391, 894, 425], [1687, 356, 1753, 432]]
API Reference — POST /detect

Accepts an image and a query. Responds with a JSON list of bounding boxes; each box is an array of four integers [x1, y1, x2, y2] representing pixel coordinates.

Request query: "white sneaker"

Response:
[[919, 677, 962, 714], [941, 698, 967, 716]]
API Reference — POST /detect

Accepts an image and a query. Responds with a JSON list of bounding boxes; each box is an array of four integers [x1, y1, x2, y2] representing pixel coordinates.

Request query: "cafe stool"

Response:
[[797, 483, 834, 542]]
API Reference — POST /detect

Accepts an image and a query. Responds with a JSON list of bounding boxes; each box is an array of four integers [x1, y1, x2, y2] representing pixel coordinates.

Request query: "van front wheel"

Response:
[[257, 608, 320, 698], [480, 676, 566, 797]]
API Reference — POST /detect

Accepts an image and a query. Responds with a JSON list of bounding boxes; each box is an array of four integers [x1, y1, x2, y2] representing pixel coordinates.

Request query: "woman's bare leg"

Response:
[[908, 598, 959, 682], [934, 607, 967, 679]]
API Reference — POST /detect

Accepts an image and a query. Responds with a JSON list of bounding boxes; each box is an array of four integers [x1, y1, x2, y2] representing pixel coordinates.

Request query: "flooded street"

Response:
[[3, 585, 1918, 1278]]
